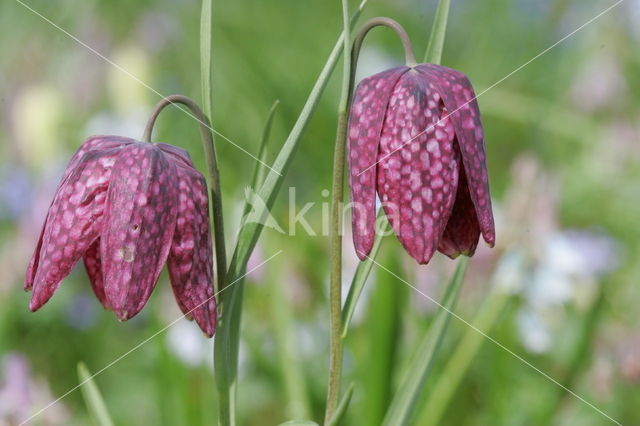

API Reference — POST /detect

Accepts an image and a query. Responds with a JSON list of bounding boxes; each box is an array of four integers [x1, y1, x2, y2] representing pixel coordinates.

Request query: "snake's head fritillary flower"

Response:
[[25, 135, 216, 337], [348, 64, 495, 264]]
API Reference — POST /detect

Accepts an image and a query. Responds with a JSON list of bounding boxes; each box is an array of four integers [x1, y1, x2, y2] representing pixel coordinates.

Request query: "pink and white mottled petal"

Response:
[[416, 64, 495, 246], [348, 66, 409, 260], [377, 70, 459, 264], [29, 149, 118, 311], [84, 238, 110, 309], [25, 227, 45, 291], [66, 136, 133, 177], [25, 136, 132, 291], [101, 143, 179, 320], [157, 143, 194, 168], [438, 162, 481, 258], [166, 164, 216, 337]]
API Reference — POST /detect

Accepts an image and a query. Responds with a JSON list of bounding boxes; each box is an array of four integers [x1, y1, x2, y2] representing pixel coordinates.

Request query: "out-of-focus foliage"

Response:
[[1, 0, 639, 425]]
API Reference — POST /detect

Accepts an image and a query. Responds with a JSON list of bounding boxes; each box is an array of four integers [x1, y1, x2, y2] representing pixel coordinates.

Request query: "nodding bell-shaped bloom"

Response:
[[25, 136, 217, 337], [348, 64, 495, 264]]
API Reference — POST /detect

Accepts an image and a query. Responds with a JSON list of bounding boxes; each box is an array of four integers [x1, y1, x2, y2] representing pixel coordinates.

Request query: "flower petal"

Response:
[[84, 238, 110, 309], [157, 143, 194, 168], [25, 228, 45, 291], [438, 158, 481, 258], [67, 136, 133, 174], [25, 136, 131, 291], [101, 143, 179, 320], [377, 71, 460, 264], [29, 149, 118, 311], [166, 163, 216, 337], [348, 66, 409, 260], [416, 64, 495, 246]]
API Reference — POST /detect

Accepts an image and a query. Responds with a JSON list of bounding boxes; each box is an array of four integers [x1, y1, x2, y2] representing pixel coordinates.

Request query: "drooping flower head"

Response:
[[348, 63, 495, 264], [25, 135, 216, 336]]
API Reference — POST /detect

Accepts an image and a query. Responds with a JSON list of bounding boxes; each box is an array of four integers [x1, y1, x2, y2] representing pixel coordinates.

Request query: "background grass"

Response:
[[1, 0, 639, 425]]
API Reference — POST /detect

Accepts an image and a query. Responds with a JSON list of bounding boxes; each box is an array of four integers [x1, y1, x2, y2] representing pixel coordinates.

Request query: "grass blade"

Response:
[[228, 0, 370, 278], [360, 249, 405, 426], [341, 213, 388, 338], [536, 282, 607, 424], [424, 0, 450, 63], [243, 100, 280, 217], [417, 289, 511, 426], [381, 258, 468, 426], [253, 100, 280, 191], [327, 383, 355, 426], [200, 0, 213, 119], [269, 250, 312, 420], [77, 362, 114, 426], [214, 2, 370, 424]]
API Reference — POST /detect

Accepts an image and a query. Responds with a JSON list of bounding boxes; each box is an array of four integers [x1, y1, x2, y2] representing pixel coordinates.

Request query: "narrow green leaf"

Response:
[[243, 99, 280, 218], [278, 421, 319, 426], [254, 99, 280, 190], [269, 250, 312, 420], [360, 249, 405, 426], [229, 0, 370, 278], [341, 213, 388, 338], [536, 283, 606, 425], [214, 2, 370, 424], [424, 0, 450, 63], [381, 258, 468, 426], [77, 362, 114, 426], [417, 289, 510, 426], [327, 383, 355, 426], [200, 0, 214, 119]]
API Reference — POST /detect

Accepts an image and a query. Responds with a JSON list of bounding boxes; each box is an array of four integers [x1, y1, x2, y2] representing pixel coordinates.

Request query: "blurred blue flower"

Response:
[[65, 294, 99, 330], [0, 166, 32, 220]]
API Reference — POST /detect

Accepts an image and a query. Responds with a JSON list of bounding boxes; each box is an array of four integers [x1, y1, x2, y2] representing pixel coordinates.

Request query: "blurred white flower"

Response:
[[166, 319, 213, 368], [527, 264, 573, 309], [517, 309, 552, 354], [518, 229, 619, 353], [494, 250, 527, 295]]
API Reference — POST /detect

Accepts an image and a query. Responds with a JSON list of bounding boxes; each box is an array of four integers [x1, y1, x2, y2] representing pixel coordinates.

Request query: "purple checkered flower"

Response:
[[348, 64, 495, 264], [25, 135, 216, 336]]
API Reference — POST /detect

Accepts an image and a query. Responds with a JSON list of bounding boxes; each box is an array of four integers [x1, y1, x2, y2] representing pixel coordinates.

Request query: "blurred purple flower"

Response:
[[0, 354, 30, 422], [348, 64, 494, 264], [25, 136, 216, 336]]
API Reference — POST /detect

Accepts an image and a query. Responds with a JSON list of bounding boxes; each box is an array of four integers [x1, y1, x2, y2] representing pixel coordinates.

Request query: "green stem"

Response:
[[325, 0, 352, 421], [351, 17, 418, 70], [214, 2, 371, 424], [142, 95, 227, 297], [325, 17, 418, 419]]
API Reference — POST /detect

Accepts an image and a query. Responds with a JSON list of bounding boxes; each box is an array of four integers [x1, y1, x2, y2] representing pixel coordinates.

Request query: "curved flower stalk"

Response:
[[25, 104, 218, 337], [347, 21, 495, 265]]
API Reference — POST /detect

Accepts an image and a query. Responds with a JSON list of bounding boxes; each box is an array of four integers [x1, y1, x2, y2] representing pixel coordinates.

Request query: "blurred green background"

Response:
[[1, 0, 639, 425]]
